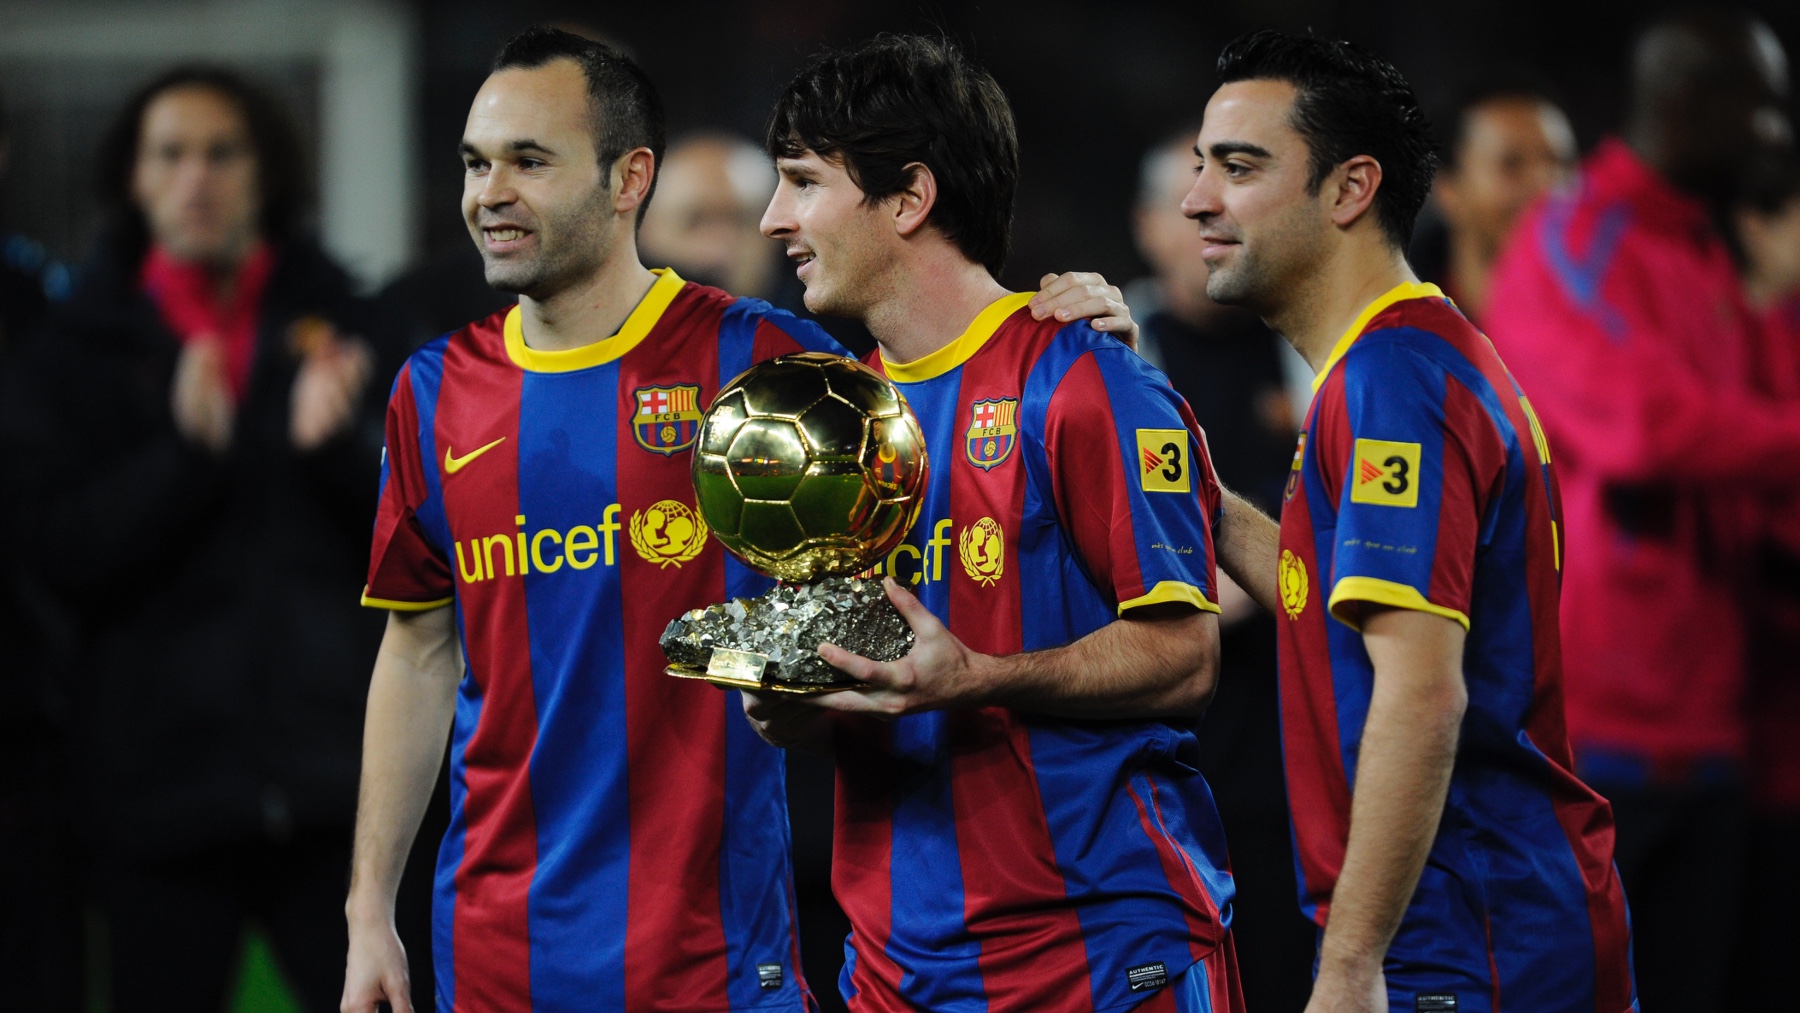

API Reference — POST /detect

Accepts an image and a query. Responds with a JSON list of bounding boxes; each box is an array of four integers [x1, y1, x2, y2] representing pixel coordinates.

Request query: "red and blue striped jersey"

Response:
[[840, 293, 1242, 1013], [1276, 283, 1635, 1011], [363, 269, 846, 1012]]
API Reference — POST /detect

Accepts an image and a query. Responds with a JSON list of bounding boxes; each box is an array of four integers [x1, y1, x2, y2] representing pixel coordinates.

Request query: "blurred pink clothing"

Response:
[[1485, 139, 1800, 768]]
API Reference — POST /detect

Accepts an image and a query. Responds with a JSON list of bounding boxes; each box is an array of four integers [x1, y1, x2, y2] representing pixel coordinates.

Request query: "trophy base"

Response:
[[659, 576, 912, 693], [663, 663, 860, 694]]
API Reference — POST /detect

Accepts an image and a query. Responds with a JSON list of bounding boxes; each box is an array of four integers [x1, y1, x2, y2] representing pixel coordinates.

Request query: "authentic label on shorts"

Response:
[[1416, 994, 1458, 1012], [1126, 962, 1168, 992], [757, 963, 783, 990]]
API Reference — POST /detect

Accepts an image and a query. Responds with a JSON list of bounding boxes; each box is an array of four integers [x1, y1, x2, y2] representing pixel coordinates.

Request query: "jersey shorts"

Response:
[[833, 293, 1245, 1013], [1275, 282, 1636, 1012], [364, 269, 847, 1012]]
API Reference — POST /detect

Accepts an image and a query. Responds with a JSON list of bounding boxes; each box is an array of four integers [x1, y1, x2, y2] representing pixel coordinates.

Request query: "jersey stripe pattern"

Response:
[[838, 294, 1243, 1013], [364, 269, 845, 1012], [1276, 283, 1636, 1012]]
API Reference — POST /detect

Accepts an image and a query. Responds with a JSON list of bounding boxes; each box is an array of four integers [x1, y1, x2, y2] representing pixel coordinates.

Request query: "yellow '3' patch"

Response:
[[1349, 438, 1421, 508], [1136, 429, 1191, 493]]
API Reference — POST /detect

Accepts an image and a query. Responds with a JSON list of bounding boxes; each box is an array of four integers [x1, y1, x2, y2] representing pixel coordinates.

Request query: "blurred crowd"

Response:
[[0, 8, 1796, 1013]]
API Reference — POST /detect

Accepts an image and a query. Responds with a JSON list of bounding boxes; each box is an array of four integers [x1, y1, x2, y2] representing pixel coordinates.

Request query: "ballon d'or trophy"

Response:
[[660, 352, 930, 693]]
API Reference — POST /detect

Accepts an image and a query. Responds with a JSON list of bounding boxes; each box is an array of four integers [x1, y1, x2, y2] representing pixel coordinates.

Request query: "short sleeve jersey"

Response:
[[836, 294, 1242, 1013], [365, 269, 847, 1012], [1276, 283, 1634, 1011]]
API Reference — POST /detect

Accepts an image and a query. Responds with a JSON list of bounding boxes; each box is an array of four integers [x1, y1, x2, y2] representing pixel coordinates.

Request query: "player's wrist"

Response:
[[345, 886, 398, 929], [1316, 934, 1385, 984]]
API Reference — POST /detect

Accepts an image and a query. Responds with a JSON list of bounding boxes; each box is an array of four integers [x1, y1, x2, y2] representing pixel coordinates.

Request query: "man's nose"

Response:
[[1180, 173, 1220, 221], [477, 167, 516, 208], [759, 190, 791, 240]]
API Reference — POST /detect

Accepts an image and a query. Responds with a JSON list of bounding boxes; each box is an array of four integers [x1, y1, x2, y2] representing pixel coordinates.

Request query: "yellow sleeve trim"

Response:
[[360, 587, 453, 612], [504, 268, 685, 373], [1118, 580, 1223, 617], [1327, 575, 1469, 631]]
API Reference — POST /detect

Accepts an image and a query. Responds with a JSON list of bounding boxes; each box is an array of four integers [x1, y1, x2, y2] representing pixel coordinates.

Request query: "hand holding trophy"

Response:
[[660, 352, 929, 692]]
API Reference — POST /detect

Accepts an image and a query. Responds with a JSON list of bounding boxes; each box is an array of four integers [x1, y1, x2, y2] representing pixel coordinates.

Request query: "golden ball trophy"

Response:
[[660, 352, 929, 693]]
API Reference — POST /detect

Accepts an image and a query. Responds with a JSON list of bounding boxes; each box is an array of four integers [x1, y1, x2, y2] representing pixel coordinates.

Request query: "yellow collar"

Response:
[[503, 267, 685, 373], [1311, 281, 1445, 392], [880, 291, 1035, 383]]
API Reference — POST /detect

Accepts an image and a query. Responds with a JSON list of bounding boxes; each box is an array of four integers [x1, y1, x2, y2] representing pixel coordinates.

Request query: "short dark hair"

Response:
[[1217, 29, 1438, 249], [96, 65, 309, 259], [1434, 69, 1566, 170], [766, 34, 1018, 277], [492, 25, 666, 222]]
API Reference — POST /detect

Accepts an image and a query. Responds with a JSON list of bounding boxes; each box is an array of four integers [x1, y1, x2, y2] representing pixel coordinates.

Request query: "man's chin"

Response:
[[482, 259, 543, 298]]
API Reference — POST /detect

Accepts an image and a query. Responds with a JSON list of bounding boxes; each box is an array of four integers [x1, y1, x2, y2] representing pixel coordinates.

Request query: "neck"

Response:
[[866, 251, 1010, 365], [1268, 239, 1417, 374], [517, 249, 657, 352], [1744, 268, 1797, 310], [1446, 228, 1495, 321], [155, 237, 258, 302]]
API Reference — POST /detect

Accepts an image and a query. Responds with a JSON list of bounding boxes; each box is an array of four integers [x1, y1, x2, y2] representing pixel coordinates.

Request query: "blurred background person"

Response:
[[1412, 71, 1577, 322], [638, 130, 783, 299], [1485, 11, 1799, 1011], [1726, 149, 1800, 1010], [0, 66, 414, 1012], [1125, 126, 1313, 1013]]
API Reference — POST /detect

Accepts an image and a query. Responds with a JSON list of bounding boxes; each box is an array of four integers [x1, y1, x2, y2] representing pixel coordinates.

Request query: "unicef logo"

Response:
[[959, 517, 1005, 587], [1278, 549, 1308, 619], [630, 500, 709, 568]]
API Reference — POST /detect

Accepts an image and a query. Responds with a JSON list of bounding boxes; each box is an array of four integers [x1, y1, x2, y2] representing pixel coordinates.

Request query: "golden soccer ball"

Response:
[[692, 352, 928, 582]]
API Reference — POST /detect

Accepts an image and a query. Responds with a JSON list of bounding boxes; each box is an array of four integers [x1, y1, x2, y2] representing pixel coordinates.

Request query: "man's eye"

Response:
[[1224, 162, 1250, 178], [519, 158, 544, 170]]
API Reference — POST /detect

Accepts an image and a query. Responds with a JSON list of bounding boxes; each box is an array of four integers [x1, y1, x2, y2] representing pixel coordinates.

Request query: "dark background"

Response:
[[6, 0, 1798, 293]]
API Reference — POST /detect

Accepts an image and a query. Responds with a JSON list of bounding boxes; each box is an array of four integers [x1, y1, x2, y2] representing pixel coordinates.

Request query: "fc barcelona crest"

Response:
[[965, 397, 1019, 470], [633, 384, 703, 455]]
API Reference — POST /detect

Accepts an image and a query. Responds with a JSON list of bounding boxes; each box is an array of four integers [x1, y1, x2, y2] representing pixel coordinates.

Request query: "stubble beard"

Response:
[[481, 180, 615, 300]]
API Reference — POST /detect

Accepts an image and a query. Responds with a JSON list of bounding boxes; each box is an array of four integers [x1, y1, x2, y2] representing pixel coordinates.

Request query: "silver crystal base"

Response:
[[660, 576, 913, 690]]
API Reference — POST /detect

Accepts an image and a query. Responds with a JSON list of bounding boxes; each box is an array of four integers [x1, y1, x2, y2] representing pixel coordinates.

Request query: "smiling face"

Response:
[[131, 85, 261, 265], [760, 149, 898, 318], [461, 59, 616, 298], [1180, 79, 1334, 316]]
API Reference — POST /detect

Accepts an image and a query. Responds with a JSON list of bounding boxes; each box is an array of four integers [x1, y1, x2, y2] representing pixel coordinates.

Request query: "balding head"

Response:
[[1626, 10, 1791, 202], [637, 132, 779, 297]]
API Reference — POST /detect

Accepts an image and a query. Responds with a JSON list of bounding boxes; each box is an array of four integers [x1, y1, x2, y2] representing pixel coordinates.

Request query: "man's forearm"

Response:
[[1217, 489, 1281, 615], [973, 604, 1219, 718], [346, 608, 461, 922], [1316, 608, 1466, 986]]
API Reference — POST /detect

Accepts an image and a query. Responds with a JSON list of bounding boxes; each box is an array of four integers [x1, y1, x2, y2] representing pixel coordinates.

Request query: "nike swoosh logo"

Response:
[[444, 437, 506, 474]]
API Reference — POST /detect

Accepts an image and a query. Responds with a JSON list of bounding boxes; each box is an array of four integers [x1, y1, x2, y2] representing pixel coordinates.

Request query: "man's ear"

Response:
[[613, 147, 656, 215], [1328, 154, 1383, 230], [892, 162, 938, 239]]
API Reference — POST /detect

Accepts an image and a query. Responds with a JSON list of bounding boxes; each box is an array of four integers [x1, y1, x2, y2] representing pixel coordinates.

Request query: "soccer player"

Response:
[[341, 26, 1136, 1013], [1184, 30, 1635, 1012], [744, 35, 1242, 1013]]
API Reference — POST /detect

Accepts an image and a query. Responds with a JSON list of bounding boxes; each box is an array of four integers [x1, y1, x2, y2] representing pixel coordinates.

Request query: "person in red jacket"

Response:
[[1483, 12, 1798, 1012]]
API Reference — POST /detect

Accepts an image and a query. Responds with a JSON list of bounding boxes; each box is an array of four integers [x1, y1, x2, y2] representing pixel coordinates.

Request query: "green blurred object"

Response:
[[230, 929, 302, 1013]]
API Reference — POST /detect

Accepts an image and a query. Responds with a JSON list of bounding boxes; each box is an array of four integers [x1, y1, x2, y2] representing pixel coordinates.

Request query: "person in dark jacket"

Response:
[[0, 66, 404, 1013]]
